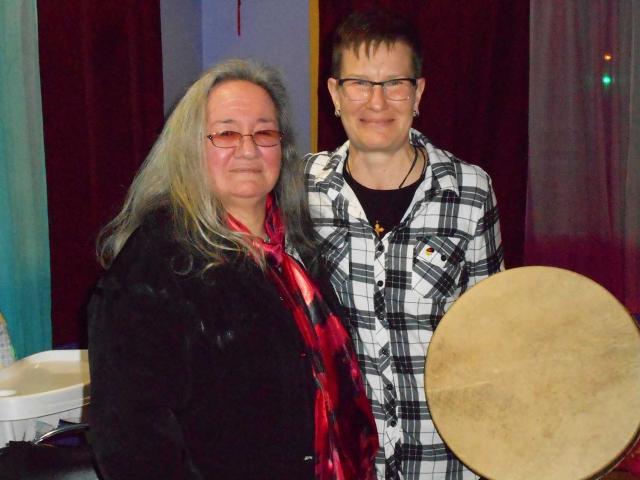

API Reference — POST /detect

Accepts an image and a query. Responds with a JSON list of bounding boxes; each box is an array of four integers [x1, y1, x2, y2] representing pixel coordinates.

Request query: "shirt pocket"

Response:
[[412, 235, 465, 299]]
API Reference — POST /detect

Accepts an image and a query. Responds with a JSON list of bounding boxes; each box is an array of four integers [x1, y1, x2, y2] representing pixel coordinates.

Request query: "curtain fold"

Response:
[[0, 0, 52, 358], [37, 0, 164, 346], [625, 5, 640, 312], [527, 0, 639, 312]]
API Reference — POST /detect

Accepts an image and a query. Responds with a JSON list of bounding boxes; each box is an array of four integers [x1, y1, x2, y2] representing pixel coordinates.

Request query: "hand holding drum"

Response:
[[425, 266, 640, 480]]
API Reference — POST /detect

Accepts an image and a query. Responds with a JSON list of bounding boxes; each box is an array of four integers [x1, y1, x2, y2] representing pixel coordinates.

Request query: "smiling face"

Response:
[[205, 80, 281, 217], [328, 41, 425, 157]]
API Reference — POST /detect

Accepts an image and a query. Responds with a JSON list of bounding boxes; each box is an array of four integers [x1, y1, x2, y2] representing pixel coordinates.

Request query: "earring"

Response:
[[335, 108, 341, 117], [413, 110, 419, 117]]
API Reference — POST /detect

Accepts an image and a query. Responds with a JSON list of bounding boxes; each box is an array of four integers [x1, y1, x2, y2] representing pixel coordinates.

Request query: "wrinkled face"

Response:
[[328, 41, 425, 156], [205, 80, 281, 212]]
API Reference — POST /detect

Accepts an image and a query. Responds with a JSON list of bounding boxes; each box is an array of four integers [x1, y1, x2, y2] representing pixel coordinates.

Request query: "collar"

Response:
[[410, 129, 460, 197], [314, 128, 460, 199]]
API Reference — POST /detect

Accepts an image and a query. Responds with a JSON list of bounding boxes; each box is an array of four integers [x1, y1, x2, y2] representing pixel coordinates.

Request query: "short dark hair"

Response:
[[331, 9, 423, 78]]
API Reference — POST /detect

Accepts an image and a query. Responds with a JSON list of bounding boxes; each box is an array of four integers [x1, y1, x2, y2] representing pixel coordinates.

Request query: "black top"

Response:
[[344, 168, 422, 238], [87, 213, 336, 479]]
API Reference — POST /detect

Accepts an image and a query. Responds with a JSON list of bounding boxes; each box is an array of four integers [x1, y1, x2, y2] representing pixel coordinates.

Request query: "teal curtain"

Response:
[[0, 0, 52, 358]]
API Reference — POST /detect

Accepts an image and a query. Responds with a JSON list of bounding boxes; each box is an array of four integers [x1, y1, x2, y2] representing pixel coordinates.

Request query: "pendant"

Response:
[[374, 221, 385, 236]]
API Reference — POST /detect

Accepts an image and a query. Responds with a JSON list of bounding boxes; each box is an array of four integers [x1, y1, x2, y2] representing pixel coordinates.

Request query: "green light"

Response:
[[602, 74, 612, 86]]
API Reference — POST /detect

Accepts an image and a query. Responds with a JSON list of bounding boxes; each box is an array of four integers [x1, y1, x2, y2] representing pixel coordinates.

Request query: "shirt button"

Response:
[[389, 418, 397, 427], [377, 312, 384, 320], [377, 280, 384, 287], [380, 347, 389, 356], [386, 383, 394, 391], [441, 254, 448, 261], [377, 244, 384, 252]]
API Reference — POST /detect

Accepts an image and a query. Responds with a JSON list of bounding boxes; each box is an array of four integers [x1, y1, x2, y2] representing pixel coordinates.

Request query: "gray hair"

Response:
[[97, 58, 313, 270]]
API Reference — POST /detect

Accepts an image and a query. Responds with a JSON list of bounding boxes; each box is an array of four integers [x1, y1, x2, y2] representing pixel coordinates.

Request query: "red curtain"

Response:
[[318, 0, 529, 269], [37, 0, 164, 346]]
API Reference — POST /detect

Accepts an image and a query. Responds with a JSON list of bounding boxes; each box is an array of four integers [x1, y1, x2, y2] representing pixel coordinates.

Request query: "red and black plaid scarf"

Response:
[[227, 195, 378, 480]]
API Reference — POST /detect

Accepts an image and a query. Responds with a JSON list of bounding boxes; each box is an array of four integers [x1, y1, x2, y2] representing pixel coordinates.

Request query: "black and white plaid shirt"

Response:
[[304, 129, 504, 480]]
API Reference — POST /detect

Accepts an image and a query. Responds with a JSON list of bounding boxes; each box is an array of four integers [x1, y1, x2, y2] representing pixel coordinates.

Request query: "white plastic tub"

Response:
[[0, 349, 90, 446]]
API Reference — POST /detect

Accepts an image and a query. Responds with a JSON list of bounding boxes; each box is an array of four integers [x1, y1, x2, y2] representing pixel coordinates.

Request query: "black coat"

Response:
[[88, 214, 339, 479]]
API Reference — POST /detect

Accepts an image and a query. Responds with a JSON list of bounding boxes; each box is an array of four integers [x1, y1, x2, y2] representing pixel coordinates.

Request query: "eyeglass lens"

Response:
[[208, 130, 282, 148], [341, 79, 415, 101]]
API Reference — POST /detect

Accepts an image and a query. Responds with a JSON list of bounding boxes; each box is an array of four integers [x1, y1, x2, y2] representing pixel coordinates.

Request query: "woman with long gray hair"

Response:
[[88, 58, 378, 479]]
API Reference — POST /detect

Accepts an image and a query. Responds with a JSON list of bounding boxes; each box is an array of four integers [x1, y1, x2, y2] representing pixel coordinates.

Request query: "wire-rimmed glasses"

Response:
[[206, 130, 283, 148], [337, 78, 417, 101]]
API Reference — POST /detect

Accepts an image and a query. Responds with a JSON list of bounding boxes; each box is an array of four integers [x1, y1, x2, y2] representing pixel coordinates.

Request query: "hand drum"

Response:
[[425, 267, 640, 480]]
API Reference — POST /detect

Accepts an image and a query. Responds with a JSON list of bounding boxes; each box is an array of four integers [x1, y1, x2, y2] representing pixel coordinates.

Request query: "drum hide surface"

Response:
[[425, 266, 640, 480]]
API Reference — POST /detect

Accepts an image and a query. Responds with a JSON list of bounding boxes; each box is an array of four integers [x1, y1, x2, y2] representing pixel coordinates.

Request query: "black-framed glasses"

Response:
[[337, 77, 417, 101], [206, 130, 283, 148]]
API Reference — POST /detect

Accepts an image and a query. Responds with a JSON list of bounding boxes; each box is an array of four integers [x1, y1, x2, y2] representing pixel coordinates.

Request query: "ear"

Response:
[[413, 77, 426, 112], [327, 77, 340, 112]]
